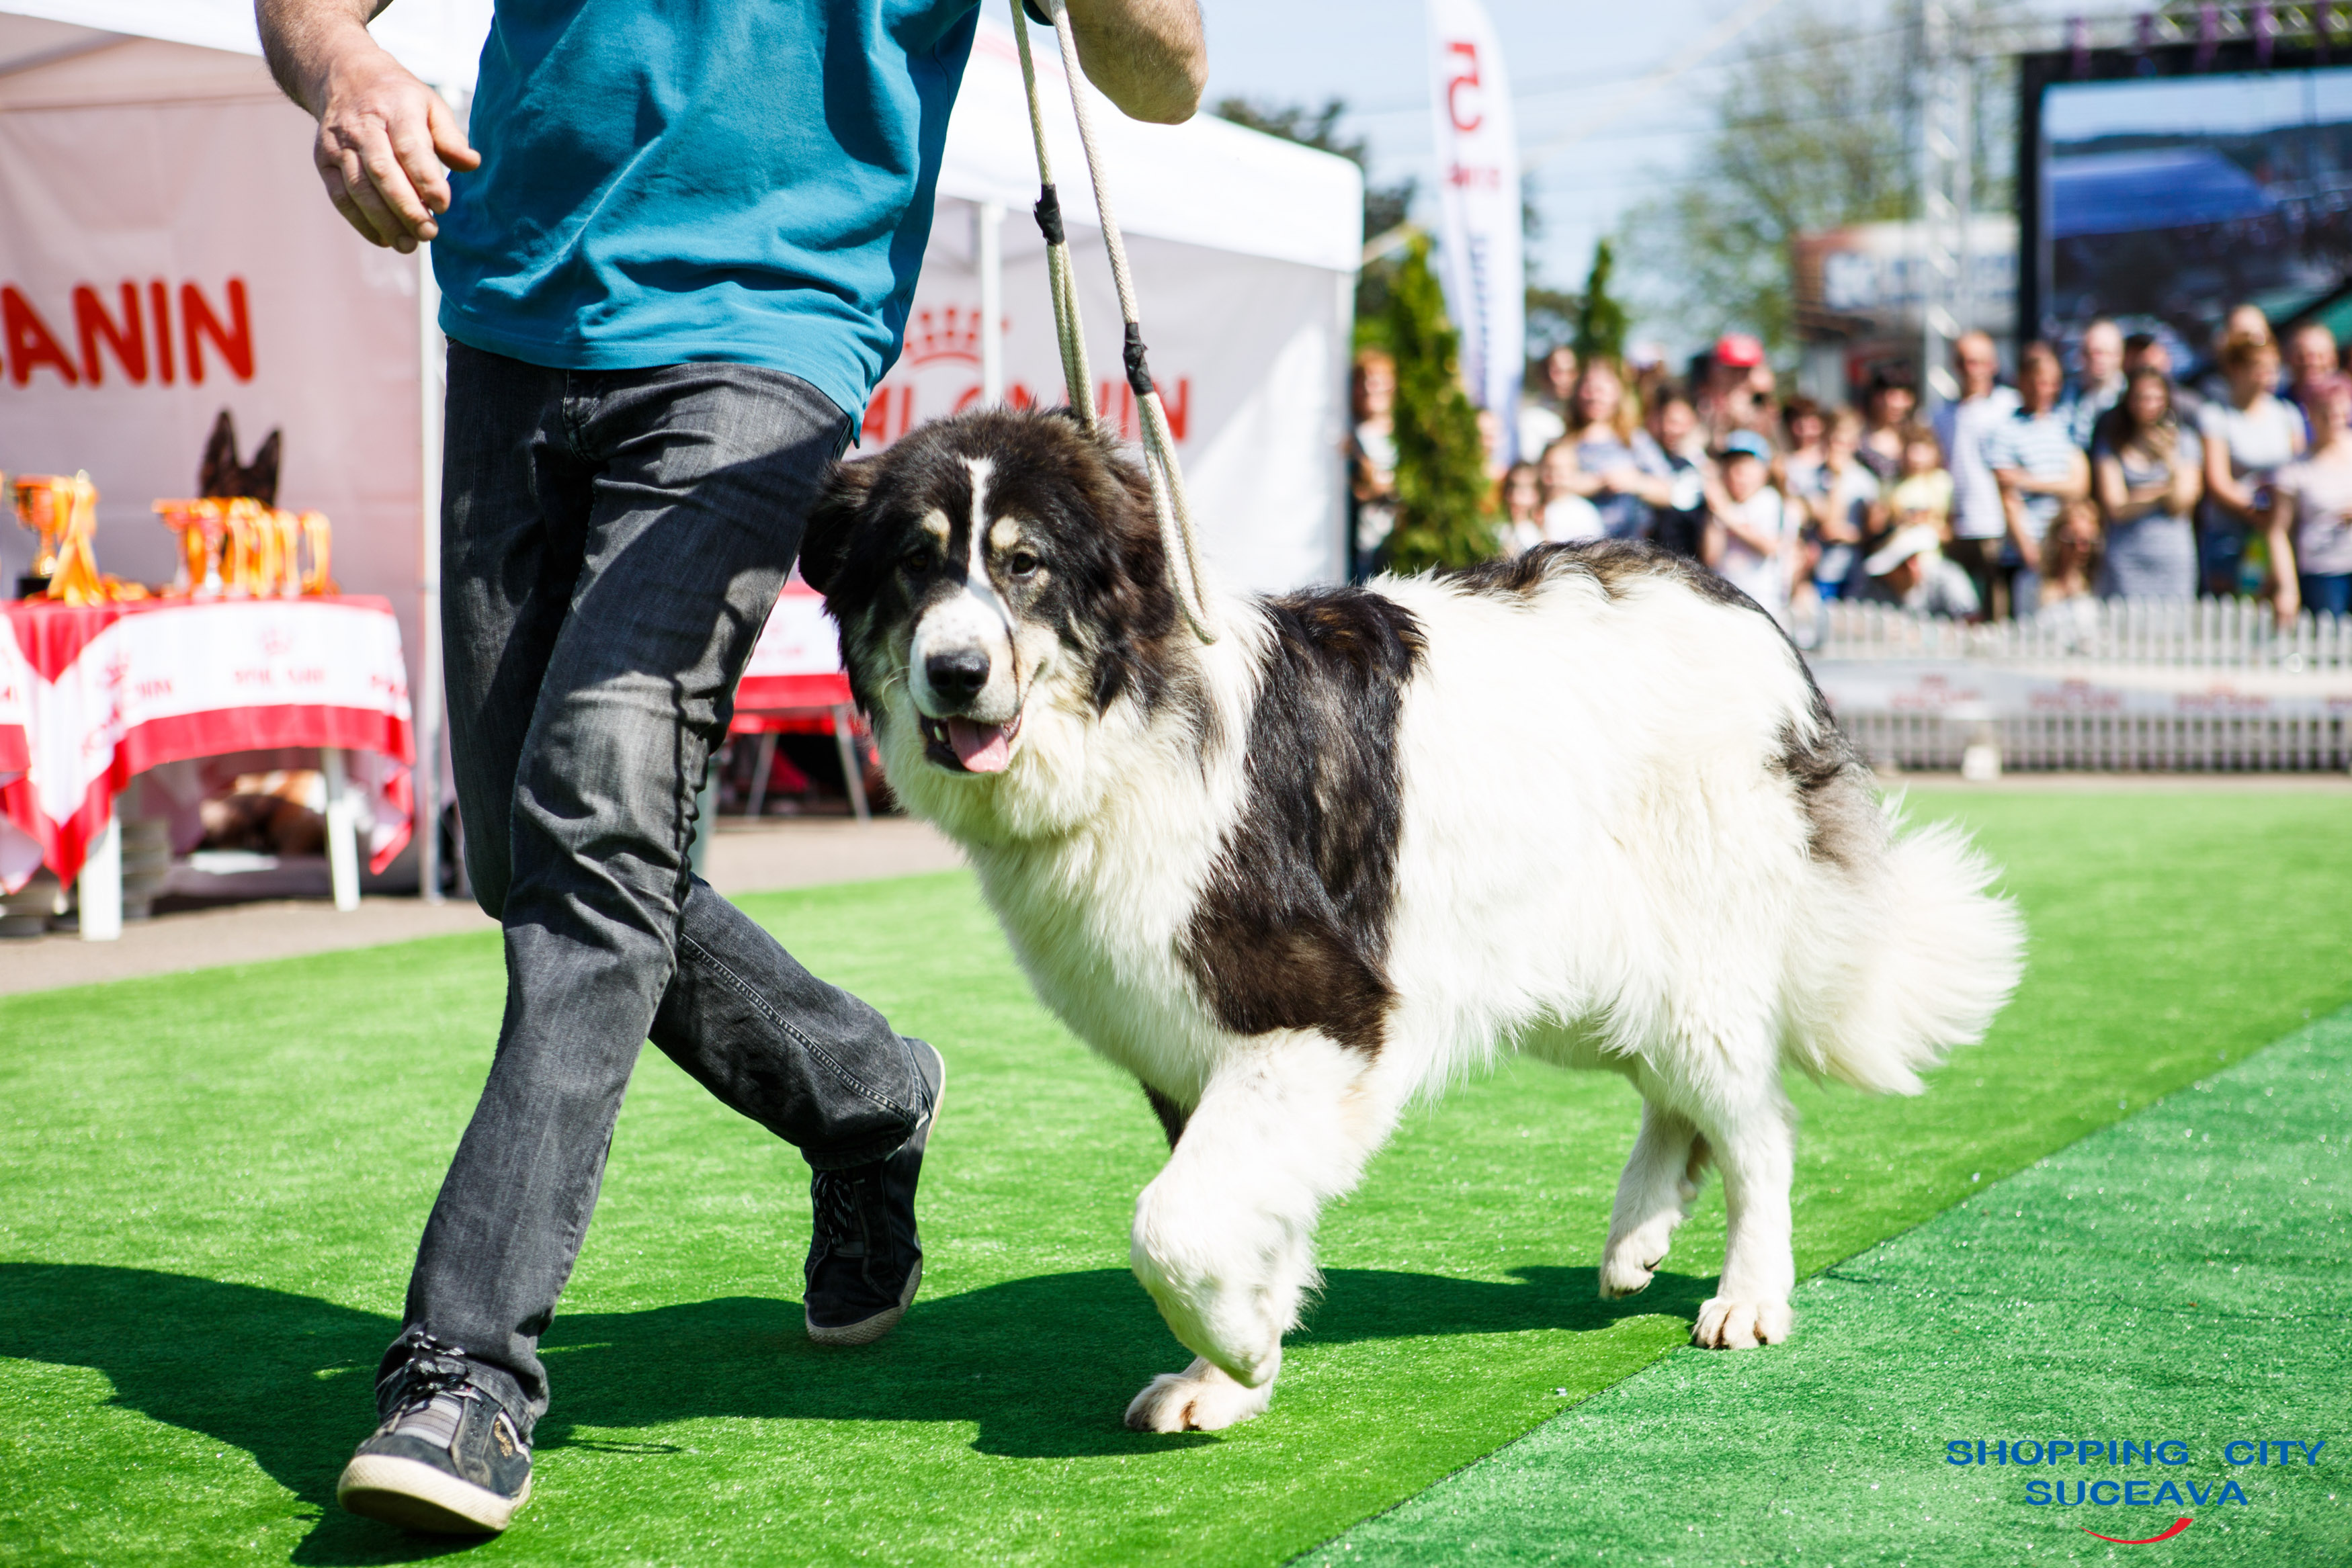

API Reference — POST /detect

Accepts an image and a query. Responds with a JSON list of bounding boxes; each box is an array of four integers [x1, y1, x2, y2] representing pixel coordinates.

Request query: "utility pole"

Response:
[[1917, 0, 1973, 412]]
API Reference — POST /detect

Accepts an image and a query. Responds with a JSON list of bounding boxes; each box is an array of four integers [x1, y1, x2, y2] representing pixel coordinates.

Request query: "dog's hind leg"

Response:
[[1123, 1032, 1393, 1433], [1599, 1098, 1710, 1299]]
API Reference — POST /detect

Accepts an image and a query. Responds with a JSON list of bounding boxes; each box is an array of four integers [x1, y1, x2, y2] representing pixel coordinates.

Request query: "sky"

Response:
[[1194, 0, 2079, 294], [1195, 0, 1863, 291]]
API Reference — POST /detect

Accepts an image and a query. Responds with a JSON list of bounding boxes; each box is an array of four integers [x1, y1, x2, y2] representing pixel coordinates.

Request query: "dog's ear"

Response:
[[198, 410, 239, 499], [798, 455, 880, 596], [247, 429, 283, 507]]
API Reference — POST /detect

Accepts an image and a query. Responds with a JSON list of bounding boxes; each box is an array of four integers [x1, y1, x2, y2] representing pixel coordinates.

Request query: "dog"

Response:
[[198, 408, 281, 505], [800, 407, 2023, 1433]]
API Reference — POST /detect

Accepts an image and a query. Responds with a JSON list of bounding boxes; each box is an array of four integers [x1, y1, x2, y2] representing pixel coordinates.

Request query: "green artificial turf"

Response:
[[0, 790, 2347, 1567], [1315, 1007, 2352, 1566]]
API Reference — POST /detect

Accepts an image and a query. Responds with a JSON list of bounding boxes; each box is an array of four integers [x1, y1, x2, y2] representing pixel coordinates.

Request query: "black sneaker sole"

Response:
[[806, 1256, 923, 1346], [804, 1047, 943, 1348], [337, 1454, 530, 1534]]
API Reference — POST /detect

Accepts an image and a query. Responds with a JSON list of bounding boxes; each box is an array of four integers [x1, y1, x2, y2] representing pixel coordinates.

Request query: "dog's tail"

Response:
[[1786, 780, 2025, 1096]]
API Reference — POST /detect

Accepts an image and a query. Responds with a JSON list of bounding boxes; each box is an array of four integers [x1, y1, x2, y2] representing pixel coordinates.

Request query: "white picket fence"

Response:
[[1810, 600, 2352, 773], [1815, 597, 2352, 670]]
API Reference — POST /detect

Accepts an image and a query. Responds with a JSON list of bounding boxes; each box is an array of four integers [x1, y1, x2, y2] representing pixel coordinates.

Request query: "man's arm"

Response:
[[1713, 502, 1782, 558], [1998, 449, 2090, 500], [255, 0, 478, 253], [1062, 0, 1208, 124]]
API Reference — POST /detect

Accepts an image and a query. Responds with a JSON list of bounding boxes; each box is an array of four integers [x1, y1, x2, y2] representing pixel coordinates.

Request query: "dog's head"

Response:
[[802, 407, 1194, 835]]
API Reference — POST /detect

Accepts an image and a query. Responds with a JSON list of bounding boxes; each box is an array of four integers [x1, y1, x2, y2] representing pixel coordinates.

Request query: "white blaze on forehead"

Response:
[[964, 459, 995, 572], [907, 455, 1019, 719], [960, 457, 1009, 630]]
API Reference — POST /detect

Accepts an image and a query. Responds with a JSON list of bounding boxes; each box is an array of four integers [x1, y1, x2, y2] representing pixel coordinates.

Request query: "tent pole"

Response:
[[415, 238, 446, 905], [1334, 267, 1356, 584], [978, 200, 1005, 405]]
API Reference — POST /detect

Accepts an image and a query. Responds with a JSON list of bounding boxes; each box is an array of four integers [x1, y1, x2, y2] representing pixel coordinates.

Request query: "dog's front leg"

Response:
[[1123, 1033, 1388, 1432], [1600, 1096, 1710, 1299]]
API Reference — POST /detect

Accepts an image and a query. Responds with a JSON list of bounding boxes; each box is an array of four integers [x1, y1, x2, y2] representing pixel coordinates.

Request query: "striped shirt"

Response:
[[1982, 408, 2081, 536]]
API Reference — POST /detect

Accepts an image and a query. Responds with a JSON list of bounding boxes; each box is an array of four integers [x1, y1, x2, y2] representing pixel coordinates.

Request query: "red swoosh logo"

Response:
[[2082, 1518, 2193, 1545]]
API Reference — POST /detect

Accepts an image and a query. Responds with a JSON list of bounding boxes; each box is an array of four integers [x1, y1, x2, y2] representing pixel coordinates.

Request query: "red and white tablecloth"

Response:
[[737, 580, 852, 715], [0, 596, 414, 892]]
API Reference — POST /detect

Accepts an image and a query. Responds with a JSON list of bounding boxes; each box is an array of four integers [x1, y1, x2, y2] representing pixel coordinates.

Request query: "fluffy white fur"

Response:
[[870, 559, 2023, 1432]]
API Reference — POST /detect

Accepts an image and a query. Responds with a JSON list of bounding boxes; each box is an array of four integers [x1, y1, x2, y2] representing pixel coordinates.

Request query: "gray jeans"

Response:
[[387, 343, 933, 1427]]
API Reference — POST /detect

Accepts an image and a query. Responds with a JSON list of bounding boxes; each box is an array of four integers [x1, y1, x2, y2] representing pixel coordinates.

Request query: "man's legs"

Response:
[[1946, 537, 2001, 619], [394, 347, 930, 1426]]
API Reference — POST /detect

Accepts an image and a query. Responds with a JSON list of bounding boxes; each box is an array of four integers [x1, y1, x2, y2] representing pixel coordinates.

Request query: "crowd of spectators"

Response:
[[1348, 304, 2352, 626]]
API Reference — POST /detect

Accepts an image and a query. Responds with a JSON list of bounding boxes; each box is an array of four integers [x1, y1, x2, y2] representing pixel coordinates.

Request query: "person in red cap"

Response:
[[1699, 334, 1771, 448]]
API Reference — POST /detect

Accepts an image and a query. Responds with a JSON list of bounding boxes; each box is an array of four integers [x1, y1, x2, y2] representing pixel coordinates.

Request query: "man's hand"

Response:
[[1061, 0, 1207, 124], [257, 1, 480, 253]]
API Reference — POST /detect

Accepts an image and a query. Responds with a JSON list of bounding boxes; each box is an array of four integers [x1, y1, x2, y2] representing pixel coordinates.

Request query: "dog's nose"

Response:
[[925, 648, 991, 705]]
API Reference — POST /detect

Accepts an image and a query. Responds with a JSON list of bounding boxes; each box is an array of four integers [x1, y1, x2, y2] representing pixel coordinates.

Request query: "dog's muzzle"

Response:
[[920, 710, 1023, 774], [912, 635, 1023, 774]]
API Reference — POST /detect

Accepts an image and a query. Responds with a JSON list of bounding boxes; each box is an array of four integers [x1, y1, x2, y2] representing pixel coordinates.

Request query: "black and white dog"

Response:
[[800, 408, 2022, 1433]]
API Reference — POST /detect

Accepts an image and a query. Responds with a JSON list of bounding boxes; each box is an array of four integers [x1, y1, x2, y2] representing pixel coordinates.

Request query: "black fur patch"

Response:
[[1181, 589, 1425, 1053], [1446, 539, 1750, 611], [1142, 1085, 1190, 1149], [1776, 689, 1878, 871], [800, 408, 1200, 746]]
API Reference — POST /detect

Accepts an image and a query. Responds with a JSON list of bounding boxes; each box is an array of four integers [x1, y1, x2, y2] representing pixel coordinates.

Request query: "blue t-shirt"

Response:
[[433, 0, 982, 421]]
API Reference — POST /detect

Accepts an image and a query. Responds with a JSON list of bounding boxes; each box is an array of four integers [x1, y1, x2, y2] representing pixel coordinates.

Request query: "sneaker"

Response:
[[336, 1345, 532, 1535], [804, 1038, 945, 1346]]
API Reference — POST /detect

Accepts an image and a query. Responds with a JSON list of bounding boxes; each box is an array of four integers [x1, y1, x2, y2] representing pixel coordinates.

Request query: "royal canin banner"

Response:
[[0, 67, 426, 670], [0, 597, 414, 891], [864, 203, 1349, 595], [1425, 0, 1525, 455]]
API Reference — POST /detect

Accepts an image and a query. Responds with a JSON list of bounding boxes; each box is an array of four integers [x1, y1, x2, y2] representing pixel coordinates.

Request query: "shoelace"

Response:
[[381, 1350, 482, 1453], [810, 1169, 877, 1261]]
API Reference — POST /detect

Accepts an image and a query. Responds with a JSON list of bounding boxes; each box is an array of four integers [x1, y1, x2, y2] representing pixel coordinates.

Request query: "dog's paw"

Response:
[[1599, 1231, 1671, 1299], [1691, 1297, 1792, 1348], [1123, 1357, 1273, 1433]]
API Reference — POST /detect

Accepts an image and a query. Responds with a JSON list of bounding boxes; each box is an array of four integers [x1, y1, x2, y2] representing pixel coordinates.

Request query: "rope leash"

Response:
[[1007, 0, 1221, 644], [1007, 7, 1095, 430]]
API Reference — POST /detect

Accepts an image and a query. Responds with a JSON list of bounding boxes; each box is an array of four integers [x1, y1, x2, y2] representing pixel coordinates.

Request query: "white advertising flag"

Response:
[[1425, 0, 1525, 458]]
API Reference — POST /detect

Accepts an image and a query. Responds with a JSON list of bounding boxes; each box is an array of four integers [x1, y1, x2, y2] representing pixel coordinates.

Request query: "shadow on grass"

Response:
[[0, 1260, 1706, 1564]]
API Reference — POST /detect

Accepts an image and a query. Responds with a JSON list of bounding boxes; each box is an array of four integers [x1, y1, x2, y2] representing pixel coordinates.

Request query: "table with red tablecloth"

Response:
[[0, 596, 414, 920], [728, 580, 869, 819]]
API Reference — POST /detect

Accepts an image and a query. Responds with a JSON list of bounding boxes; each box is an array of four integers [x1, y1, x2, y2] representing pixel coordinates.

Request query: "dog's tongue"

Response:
[[947, 718, 1012, 773]]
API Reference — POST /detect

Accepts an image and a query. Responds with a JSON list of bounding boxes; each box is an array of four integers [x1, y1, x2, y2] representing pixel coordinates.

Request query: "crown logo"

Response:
[[902, 304, 997, 367]]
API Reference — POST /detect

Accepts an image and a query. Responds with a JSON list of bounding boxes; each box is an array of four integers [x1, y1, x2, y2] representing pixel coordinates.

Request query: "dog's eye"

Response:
[[899, 545, 930, 573], [1008, 550, 1041, 578]]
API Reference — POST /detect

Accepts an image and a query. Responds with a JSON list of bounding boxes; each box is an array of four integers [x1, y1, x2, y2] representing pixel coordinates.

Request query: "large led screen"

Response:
[[2039, 67, 2352, 357]]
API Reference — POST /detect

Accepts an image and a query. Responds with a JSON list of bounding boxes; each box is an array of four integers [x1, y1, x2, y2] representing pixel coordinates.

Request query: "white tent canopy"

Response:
[[0, 0, 495, 94], [0, 0, 1359, 867], [0, 1, 1359, 273]]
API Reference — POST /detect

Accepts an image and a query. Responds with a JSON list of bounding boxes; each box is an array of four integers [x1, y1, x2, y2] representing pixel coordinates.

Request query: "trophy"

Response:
[[155, 499, 227, 598], [298, 511, 336, 596], [15, 474, 107, 605], [155, 498, 334, 598], [14, 474, 69, 598]]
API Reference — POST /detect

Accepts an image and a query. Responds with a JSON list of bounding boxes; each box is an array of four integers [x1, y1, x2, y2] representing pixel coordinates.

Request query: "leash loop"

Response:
[[1007, 0, 1220, 644], [1008, 8, 1095, 431]]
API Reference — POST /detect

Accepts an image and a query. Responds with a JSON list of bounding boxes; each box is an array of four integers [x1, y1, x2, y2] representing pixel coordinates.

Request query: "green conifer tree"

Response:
[[1572, 239, 1629, 367], [1382, 234, 1499, 573]]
